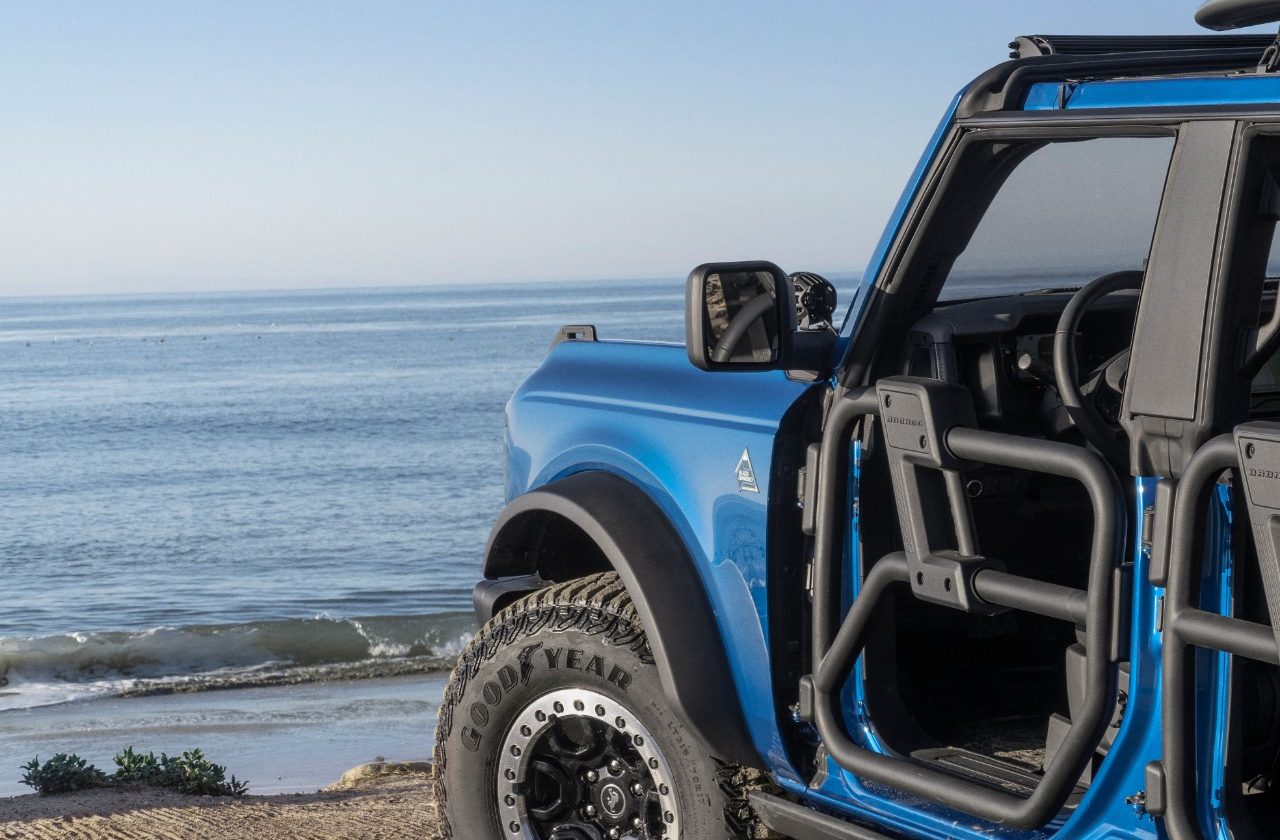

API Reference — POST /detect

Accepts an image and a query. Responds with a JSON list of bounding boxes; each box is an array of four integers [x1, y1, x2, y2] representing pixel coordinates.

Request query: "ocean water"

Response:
[[0, 280, 687, 712]]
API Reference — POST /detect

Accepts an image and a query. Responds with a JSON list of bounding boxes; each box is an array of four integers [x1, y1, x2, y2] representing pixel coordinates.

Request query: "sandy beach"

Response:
[[0, 674, 448, 799], [0, 673, 448, 837], [0, 762, 439, 839]]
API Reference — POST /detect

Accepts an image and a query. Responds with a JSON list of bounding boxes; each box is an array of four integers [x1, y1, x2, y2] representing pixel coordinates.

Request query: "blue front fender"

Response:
[[503, 338, 813, 778]]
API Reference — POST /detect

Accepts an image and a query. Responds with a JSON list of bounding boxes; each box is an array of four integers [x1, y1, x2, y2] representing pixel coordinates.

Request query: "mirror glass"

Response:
[[704, 270, 780, 364]]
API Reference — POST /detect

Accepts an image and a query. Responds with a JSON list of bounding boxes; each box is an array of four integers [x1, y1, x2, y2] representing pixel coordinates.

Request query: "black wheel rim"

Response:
[[496, 688, 681, 839]]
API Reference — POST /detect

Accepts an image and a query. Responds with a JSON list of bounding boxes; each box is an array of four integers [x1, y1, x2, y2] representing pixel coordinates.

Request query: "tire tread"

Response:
[[433, 572, 766, 839]]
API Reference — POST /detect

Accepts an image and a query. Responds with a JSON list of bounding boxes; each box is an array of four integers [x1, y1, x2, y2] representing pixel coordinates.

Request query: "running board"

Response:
[[912, 747, 1041, 797], [748, 791, 898, 840], [911, 747, 1088, 805]]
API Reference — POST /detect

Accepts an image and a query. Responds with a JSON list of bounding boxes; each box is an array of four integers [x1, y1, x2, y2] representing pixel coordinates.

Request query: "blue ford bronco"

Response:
[[435, 3, 1280, 838]]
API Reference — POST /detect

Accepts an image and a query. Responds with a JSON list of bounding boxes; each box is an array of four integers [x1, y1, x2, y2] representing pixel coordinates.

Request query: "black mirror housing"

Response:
[[685, 261, 795, 372]]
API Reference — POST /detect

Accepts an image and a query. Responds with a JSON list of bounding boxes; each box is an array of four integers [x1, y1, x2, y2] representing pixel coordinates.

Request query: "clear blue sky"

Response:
[[0, 2, 1270, 296]]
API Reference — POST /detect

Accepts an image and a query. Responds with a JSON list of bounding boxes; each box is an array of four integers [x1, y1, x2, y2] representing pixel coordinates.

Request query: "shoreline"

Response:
[[0, 673, 449, 797], [0, 761, 439, 839]]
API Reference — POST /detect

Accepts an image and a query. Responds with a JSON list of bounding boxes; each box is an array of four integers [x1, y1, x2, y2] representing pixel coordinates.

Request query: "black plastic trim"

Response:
[[748, 791, 899, 840], [1125, 120, 1238, 478], [1145, 760, 1168, 817], [472, 573, 545, 623], [551, 324, 597, 347], [479, 471, 760, 768], [1148, 478, 1177, 586]]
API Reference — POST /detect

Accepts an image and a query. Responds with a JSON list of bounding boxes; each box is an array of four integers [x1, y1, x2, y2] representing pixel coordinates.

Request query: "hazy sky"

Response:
[[0, 2, 1270, 296]]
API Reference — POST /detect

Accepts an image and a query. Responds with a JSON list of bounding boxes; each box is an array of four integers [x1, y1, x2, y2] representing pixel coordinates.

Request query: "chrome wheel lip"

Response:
[[496, 687, 681, 839]]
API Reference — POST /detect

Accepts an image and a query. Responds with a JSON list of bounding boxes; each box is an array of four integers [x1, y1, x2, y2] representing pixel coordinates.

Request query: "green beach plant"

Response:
[[20, 747, 248, 797], [20, 754, 108, 795], [112, 747, 248, 796], [111, 746, 163, 784]]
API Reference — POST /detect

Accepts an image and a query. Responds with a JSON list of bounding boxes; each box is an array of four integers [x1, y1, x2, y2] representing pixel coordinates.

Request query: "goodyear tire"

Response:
[[434, 572, 756, 839]]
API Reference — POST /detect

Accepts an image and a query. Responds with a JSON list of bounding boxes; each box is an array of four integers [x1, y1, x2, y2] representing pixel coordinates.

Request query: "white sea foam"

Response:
[[0, 612, 476, 712]]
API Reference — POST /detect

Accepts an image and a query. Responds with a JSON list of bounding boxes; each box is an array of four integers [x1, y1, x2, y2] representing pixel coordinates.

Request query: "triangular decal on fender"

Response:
[[736, 448, 759, 493]]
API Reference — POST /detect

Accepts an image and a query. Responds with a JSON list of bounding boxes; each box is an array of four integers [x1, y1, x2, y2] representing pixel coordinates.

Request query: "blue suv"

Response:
[[436, 3, 1280, 838]]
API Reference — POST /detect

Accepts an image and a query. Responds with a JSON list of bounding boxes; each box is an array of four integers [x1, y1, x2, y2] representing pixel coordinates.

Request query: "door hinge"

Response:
[[1141, 504, 1154, 549], [799, 443, 821, 536]]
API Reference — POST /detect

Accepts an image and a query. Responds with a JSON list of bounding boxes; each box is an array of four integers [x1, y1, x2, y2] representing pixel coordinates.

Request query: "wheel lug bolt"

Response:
[[608, 830, 620, 840], [585, 770, 598, 782], [584, 804, 597, 817], [631, 782, 645, 796], [609, 760, 623, 773], [632, 816, 644, 829]]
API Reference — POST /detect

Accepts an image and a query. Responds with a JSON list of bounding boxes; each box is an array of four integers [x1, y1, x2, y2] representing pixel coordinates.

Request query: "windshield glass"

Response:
[[941, 135, 1175, 301]]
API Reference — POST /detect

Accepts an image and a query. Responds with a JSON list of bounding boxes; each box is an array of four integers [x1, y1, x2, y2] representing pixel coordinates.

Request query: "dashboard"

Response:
[[904, 290, 1139, 435]]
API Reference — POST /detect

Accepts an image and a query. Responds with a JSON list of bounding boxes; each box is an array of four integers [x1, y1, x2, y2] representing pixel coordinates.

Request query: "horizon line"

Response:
[[0, 268, 864, 304]]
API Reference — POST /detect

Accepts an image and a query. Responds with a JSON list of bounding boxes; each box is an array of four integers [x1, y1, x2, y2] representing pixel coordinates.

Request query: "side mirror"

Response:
[[685, 261, 795, 371]]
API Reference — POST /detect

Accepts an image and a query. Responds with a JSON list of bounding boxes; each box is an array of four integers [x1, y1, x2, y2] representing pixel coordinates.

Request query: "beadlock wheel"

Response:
[[497, 688, 682, 840], [435, 574, 757, 840]]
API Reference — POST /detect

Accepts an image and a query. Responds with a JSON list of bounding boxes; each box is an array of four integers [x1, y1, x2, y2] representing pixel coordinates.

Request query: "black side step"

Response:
[[908, 747, 1088, 806], [911, 747, 1041, 798], [749, 791, 898, 840]]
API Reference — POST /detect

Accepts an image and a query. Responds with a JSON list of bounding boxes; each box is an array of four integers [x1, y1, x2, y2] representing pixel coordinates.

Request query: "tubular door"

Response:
[[807, 379, 1127, 829], [1156, 424, 1280, 840]]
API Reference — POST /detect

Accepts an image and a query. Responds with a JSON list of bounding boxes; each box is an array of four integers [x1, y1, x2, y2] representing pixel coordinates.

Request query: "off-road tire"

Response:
[[434, 572, 761, 839]]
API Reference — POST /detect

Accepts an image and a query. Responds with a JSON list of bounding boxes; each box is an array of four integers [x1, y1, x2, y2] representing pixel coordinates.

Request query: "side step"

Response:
[[910, 747, 1087, 806], [749, 791, 897, 840], [911, 747, 1040, 797]]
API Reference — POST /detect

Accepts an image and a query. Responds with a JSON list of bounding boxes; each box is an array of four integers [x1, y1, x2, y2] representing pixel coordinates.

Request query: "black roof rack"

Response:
[[1010, 33, 1277, 59], [958, 39, 1272, 119]]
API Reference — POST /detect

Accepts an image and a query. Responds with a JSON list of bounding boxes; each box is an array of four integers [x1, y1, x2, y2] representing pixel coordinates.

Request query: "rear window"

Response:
[[941, 136, 1176, 301]]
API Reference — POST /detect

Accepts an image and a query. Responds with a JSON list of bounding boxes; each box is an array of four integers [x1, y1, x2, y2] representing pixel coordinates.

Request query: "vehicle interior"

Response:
[[861, 288, 1138, 797], [844, 128, 1280, 826]]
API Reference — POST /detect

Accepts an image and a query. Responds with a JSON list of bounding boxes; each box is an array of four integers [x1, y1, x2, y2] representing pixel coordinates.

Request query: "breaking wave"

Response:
[[0, 612, 476, 711]]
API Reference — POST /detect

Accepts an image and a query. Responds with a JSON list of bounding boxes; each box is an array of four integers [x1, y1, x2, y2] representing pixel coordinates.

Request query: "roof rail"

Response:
[[1010, 33, 1276, 59], [958, 43, 1269, 118]]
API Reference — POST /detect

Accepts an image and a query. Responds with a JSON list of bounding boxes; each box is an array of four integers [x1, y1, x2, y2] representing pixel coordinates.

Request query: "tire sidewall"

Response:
[[438, 623, 727, 838]]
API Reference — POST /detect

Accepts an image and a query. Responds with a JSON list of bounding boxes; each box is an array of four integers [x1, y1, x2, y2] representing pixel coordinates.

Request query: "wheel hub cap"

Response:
[[497, 688, 681, 839]]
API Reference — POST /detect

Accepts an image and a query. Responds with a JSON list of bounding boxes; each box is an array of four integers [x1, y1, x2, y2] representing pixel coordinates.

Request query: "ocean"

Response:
[[0, 280, 692, 713]]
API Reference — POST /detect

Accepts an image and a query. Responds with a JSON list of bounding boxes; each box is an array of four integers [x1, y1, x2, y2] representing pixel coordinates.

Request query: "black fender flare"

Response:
[[476, 470, 761, 768]]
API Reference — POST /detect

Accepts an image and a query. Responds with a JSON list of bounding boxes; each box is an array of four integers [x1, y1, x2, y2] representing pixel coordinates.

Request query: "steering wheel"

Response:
[[1052, 270, 1142, 463], [711, 293, 776, 363]]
